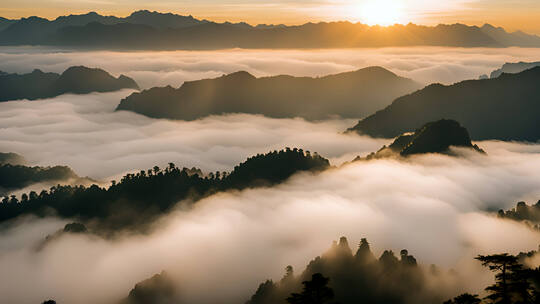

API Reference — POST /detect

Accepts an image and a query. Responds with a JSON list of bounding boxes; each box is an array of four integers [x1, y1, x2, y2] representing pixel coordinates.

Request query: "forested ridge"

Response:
[[0, 148, 329, 232], [0, 163, 78, 196]]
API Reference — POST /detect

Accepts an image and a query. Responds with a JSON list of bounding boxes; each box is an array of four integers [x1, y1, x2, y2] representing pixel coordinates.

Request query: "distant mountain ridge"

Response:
[[1, 11, 540, 49], [489, 61, 540, 78], [115, 67, 421, 120], [0, 66, 139, 101], [348, 67, 540, 142]]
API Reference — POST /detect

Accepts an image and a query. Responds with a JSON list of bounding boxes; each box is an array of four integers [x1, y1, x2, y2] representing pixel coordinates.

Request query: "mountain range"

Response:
[[0, 66, 138, 101], [116, 67, 420, 120], [348, 67, 540, 142], [1, 11, 540, 49]]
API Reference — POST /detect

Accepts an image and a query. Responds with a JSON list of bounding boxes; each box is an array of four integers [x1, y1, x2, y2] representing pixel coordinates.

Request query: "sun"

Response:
[[358, 0, 404, 26]]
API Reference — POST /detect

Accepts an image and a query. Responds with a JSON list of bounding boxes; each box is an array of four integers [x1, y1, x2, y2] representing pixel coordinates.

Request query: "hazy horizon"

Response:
[[3, 0, 540, 35], [1, 2, 540, 304]]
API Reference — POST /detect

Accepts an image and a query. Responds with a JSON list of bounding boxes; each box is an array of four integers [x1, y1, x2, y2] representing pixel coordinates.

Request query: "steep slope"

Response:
[[0, 66, 139, 101], [116, 67, 420, 120], [349, 67, 540, 142]]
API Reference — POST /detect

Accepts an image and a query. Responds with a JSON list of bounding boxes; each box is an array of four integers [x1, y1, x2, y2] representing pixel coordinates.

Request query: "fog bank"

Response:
[[0, 90, 387, 180], [0, 146, 539, 304], [1, 47, 540, 88]]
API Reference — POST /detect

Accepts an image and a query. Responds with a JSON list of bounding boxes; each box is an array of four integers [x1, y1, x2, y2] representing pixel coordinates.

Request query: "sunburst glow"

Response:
[[358, 0, 405, 26]]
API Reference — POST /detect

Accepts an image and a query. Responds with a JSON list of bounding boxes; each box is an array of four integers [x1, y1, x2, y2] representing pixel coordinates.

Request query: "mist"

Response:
[[1, 46, 540, 304], [0, 90, 387, 180], [0, 144, 539, 304], [1, 47, 540, 88]]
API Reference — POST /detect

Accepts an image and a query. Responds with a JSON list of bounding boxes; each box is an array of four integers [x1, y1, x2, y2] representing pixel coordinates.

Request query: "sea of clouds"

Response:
[[0, 47, 539, 304], [1, 147, 539, 304], [0, 89, 388, 180], [1, 47, 540, 88]]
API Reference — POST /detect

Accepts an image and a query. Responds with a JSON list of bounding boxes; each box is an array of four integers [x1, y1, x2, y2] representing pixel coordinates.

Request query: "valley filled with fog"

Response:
[[1, 47, 540, 304]]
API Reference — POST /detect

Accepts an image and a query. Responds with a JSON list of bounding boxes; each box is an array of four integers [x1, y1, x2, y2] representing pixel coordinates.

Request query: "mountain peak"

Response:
[[221, 71, 256, 81], [399, 119, 484, 156], [359, 119, 485, 160]]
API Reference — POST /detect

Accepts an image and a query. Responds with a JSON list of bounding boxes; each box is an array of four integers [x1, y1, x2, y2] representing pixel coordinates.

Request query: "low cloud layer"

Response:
[[1, 47, 540, 88], [0, 90, 387, 180], [1, 47, 540, 304], [0, 147, 539, 304]]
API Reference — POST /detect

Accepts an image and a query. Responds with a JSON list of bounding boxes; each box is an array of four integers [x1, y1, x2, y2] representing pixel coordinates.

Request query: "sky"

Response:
[[1, 0, 540, 34]]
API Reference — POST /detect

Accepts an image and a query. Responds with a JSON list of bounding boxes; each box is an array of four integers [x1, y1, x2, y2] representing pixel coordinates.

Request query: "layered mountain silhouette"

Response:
[[360, 120, 484, 160], [348, 67, 540, 142], [1, 11, 540, 49], [116, 67, 420, 120], [490, 61, 540, 78], [0, 66, 139, 101]]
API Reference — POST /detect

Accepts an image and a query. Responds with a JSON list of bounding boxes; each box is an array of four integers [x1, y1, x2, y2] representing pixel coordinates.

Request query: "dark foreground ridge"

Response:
[[0, 66, 139, 102], [116, 67, 420, 120], [359, 119, 485, 160], [115, 237, 540, 304], [2, 11, 540, 49], [0, 148, 329, 233], [349, 67, 540, 142]]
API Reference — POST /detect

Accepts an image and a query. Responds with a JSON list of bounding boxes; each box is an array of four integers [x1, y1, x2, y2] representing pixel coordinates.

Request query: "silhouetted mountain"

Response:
[[0, 17, 15, 31], [1, 11, 540, 49], [116, 67, 420, 120], [0, 148, 329, 232], [121, 271, 177, 304], [0, 163, 79, 196], [497, 200, 540, 231], [0, 11, 206, 45], [348, 67, 540, 142], [480, 24, 540, 47], [247, 237, 443, 304], [360, 120, 485, 160], [0, 152, 26, 165], [0, 66, 139, 101], [124, 10, 207, 29], [490, 61, 540, 78]]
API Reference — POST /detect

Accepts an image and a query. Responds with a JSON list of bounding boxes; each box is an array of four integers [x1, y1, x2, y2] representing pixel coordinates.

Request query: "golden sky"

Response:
[[1, 0, 540, 34]]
